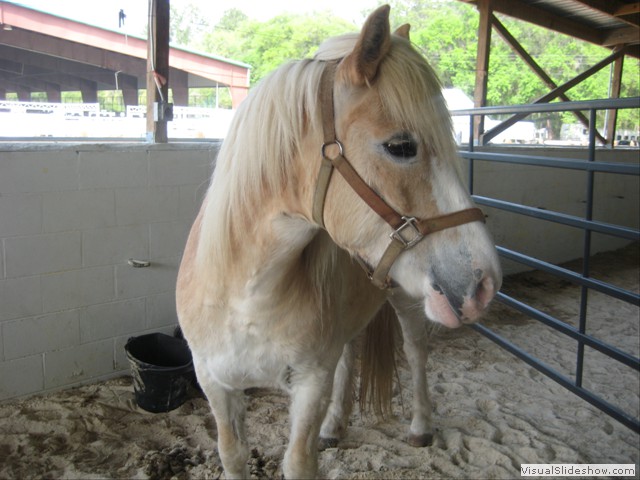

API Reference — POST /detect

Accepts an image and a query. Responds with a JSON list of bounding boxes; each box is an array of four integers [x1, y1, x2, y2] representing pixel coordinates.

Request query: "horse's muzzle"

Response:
[[427, 267, 500, 328]]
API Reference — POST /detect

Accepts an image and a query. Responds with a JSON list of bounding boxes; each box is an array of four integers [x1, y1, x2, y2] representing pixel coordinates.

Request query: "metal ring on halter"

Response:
[[321, 140, 344, 160]]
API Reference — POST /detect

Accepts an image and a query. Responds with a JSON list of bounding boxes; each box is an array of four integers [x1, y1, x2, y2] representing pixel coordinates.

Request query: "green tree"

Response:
[[203, 10, 355, 85], [184, 0, 639, 130], [170, 2, 211, 48]]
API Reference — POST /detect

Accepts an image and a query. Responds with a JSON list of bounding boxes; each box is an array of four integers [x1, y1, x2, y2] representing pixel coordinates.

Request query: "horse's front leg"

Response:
[[198, 373, 250, 479], [319, 342, 355, 449], [284, 367, 335, 479], [389, 292, 434, 447]]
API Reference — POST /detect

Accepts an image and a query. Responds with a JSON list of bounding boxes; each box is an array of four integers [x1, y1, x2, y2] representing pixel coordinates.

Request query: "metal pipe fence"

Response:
[[452, 96, 640, 433]]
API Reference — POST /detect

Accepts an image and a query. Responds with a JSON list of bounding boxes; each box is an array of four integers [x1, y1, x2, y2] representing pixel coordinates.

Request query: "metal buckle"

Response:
[[390, 216, 423, 248], [321, 140, 344, 160]]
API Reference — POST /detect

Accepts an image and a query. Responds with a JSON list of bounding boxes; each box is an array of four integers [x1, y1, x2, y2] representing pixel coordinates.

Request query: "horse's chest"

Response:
[[194, 314, 297, 391]]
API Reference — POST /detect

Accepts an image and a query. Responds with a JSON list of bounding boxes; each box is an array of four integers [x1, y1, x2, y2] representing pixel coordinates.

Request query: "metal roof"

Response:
[[461, 0, 640, 58]]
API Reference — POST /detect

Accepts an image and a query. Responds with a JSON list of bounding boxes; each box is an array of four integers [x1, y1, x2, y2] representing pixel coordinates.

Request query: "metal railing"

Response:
[[452, 97, 640, 434]]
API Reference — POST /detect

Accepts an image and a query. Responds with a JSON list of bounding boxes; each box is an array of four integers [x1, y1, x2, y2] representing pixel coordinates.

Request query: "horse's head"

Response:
[[314, 5, 502, 328]]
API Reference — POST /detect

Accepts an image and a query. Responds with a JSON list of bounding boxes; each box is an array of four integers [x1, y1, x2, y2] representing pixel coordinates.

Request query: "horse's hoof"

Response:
[[407, 432, 433, 447], [318, 437, 339, 451]]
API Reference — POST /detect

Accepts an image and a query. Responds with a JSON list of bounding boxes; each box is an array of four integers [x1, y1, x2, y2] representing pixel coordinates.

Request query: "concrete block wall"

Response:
[[0, 143, 217, 401]]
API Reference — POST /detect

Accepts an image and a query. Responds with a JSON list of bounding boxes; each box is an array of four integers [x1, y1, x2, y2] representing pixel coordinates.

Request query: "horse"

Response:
[[176, 5, 502, 478]]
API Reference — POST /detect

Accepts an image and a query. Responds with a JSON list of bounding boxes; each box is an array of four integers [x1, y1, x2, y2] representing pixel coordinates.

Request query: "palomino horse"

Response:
[[176, 5, 502, 478]]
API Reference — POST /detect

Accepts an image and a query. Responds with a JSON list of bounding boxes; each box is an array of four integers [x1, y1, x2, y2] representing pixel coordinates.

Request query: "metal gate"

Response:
[[452, 97, 640, 434]]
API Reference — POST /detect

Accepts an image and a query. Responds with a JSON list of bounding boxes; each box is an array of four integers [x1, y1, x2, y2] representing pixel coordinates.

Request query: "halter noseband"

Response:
[[312, 61, 486, 289]]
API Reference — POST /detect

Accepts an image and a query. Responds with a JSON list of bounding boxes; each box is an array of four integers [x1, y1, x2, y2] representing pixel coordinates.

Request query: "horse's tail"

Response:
[[358, 301, 400, 417]]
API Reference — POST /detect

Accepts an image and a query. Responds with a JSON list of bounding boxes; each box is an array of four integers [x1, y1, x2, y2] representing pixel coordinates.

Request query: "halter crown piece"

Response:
[[312, 61, 486, 289]]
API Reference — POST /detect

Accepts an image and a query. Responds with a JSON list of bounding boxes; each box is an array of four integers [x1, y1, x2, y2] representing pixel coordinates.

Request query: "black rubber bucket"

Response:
[[125, 333, 194, 413]]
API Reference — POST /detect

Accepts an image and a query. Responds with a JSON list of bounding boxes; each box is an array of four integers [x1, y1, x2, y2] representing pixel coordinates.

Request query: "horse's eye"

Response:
[[383, 134, 417, 159]]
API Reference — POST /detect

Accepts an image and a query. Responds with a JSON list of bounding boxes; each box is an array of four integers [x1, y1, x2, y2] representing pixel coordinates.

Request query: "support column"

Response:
[[80, 81, 98, 104], [230, 86, 249, 109], [45, 83, 61, 103], [118, 73, 139, 107], [606, 49, 624, 147], [16, 85, 31, 101], [473, 0, 492, 145], [171, 69, 189, 106], [122, 88, 138, 107], [146, 0, 170, 143]]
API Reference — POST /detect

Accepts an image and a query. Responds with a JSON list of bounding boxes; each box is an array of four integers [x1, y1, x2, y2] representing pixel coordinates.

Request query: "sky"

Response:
[[13, 0, 381, 34]]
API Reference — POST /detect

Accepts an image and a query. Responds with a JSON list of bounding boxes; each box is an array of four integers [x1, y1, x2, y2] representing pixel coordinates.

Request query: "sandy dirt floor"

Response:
[[1, 245, 638, 479]]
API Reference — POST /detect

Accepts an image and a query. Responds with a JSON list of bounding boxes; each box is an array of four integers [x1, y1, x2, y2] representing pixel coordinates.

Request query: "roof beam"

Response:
[[577, 0, 628, 16], [0, 72, 48, 92], [578, 1, 640, 28], [603, 26, 640, 45], [615, 3, 640, 17], [0, 60, 98, 95], [3, 27, 147, 77], [462, 0, 639, 58], [0, 45, 142, 89], [462, 0, 603, 45]]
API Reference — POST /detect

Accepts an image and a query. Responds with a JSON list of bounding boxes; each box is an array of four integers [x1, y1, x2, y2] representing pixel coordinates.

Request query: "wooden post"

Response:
[[473, 0, 492, 145], [606, 49, 624, 147], [146, 0, 170, 143]]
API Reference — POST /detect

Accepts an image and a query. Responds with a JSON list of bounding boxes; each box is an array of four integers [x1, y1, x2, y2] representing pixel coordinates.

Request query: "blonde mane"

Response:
[[196, 31, 458, 285]]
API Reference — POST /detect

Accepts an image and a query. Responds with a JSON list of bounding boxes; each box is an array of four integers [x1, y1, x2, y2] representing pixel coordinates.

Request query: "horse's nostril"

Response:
[[474, 268, 483, 281], [475, 275, 497, 310]]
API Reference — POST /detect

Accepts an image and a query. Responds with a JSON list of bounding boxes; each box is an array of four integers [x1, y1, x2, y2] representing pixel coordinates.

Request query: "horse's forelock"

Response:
[[377, 37, 457, 161], [319, 33, 457, 160]]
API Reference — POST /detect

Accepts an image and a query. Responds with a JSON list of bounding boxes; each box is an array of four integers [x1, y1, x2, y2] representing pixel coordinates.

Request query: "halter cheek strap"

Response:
[[312, 61, 486, 289]]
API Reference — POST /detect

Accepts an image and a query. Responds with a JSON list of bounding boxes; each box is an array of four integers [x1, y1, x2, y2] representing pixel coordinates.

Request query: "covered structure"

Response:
[[0, 1, 250, 109], [461, 0, 639, 145]]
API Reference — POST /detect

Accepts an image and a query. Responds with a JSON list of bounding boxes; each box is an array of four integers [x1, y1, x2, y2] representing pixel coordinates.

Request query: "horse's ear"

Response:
[[394, 24, 410, 40], [340, 5, 391, 86]]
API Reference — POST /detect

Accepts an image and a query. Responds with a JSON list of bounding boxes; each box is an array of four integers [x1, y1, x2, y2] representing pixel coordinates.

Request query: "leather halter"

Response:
[[312, 61, 486, 289]]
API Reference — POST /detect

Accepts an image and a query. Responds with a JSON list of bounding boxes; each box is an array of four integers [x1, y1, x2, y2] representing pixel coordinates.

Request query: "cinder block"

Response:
[[115, 186, 180, 226], [149, 150, 210, 186], [78, 150, 148, 189], [43, 189, 116, 233], [80, 298, 146, 343], [115, 257, 179, 300], [147, 291, 177, 329], [149, 221, 191, 260], [3, 310, 80, 360], [0, 276, 42, 322], [0, 150, 78, 194], [4, 231, 82, 278], [0, 355, 44, 400], [0, 194, 42, 237], [41, 266, 115, 313], [44, 339, 114, 390], [83, 224, 148, 267]]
